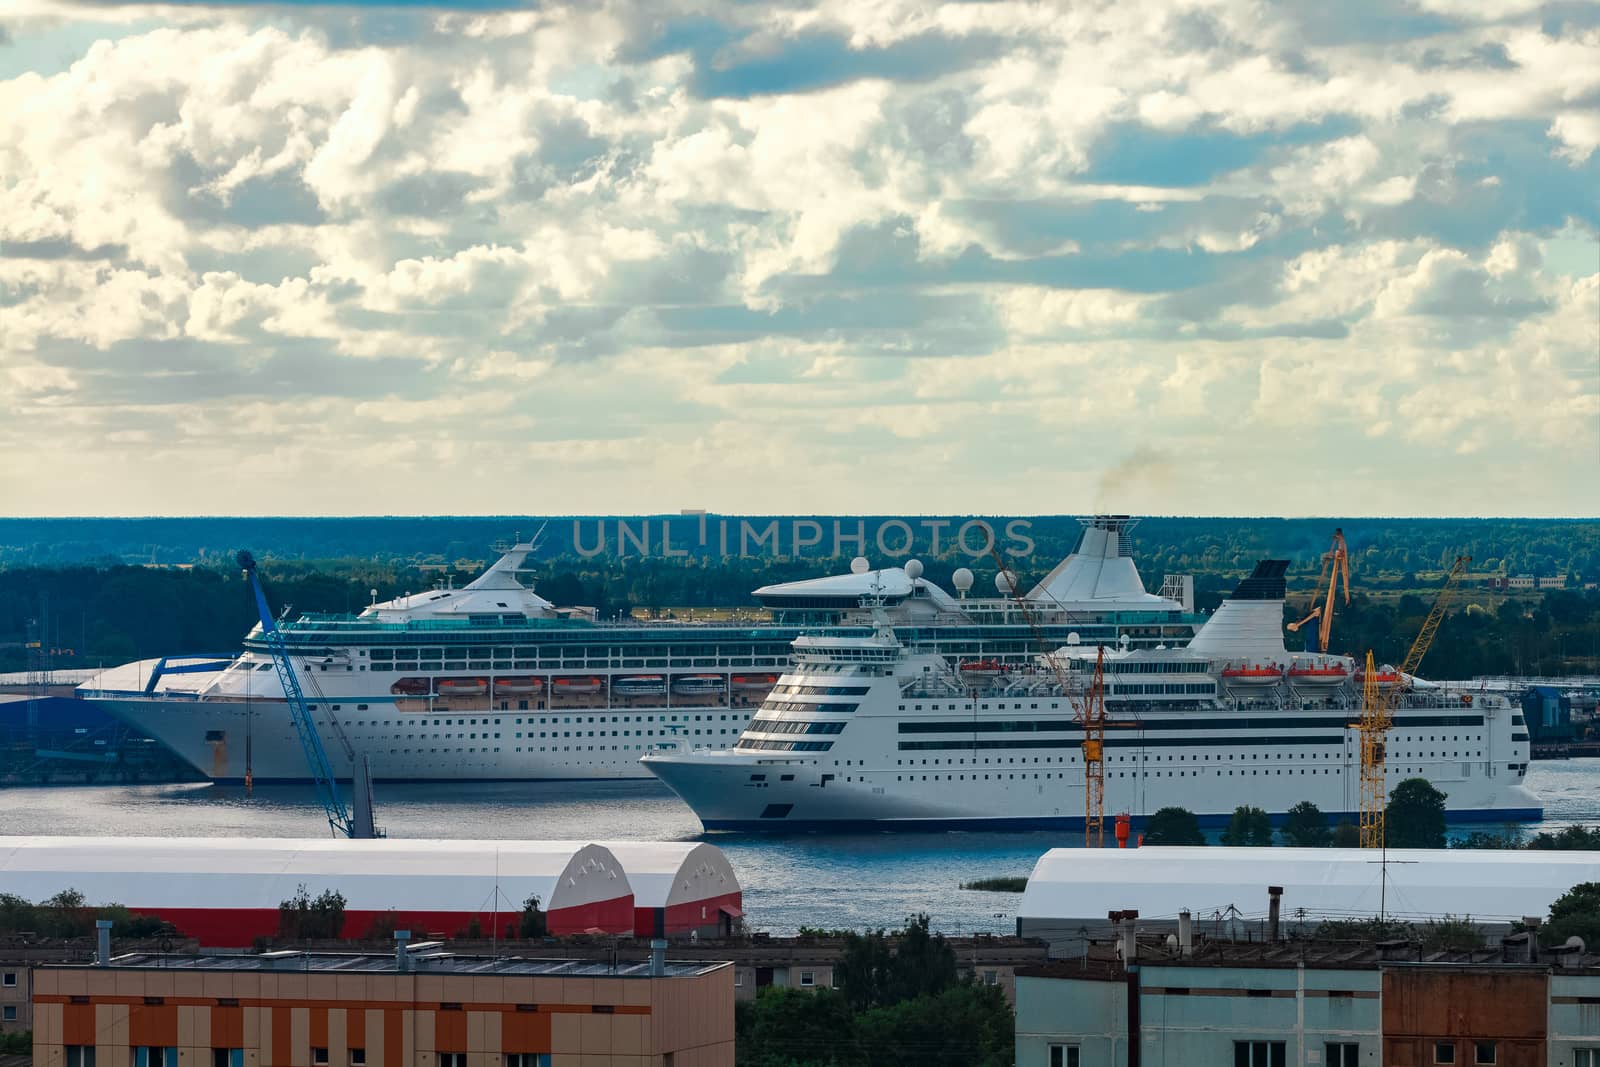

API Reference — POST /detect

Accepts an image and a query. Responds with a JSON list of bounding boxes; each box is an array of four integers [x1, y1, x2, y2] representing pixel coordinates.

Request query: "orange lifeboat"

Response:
[[436, 678, 487, 697], [731, 674, 780, 691], [959, 659, 1005, 678], [493, 677, 543, 695], [1220, 664, 1282, 686], [553, 676, 604, 695], [1286, 662, 1349, 688], [1358, 669, 1406, 689]]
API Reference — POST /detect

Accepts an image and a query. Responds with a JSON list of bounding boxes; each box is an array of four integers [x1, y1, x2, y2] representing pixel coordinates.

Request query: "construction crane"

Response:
[[1358, 555, 1472, 849], [1287, 528, 1349, 653], [238, 550, 377, 839], [985, 541, 1108, 848]]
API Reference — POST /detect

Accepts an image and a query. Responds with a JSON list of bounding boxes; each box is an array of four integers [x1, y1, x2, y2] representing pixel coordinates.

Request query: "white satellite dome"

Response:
[[1067, 632, 1081, 645], [1119, 633, 1131, 647], [952, 568, 975, 596], [995, 570, 1016, 595], [904, 559, 924, 580], [850, 556, 871, 575]]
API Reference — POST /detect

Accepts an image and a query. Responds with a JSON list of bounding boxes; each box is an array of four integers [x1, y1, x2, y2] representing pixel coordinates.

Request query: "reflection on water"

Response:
[[2, 762, 1593, 935]]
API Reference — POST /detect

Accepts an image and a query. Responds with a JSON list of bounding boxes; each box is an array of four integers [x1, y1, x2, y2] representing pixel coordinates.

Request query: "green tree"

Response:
[[1527, 826, 1600, 851], [835, 915, 957, 1013], [1542, 882, 1600, 947], [1332, 820, 1361, 848], [736, 986, 861, 1067], [854, 982, 1014, 1067], [1220, 806, 1274, 847], [1385, 778, 1447, 849], [1142, 807, 1205, 845], [1279, 801, 1332, 847], [277, 885, 347, 940], [519, 894, 547, 938]]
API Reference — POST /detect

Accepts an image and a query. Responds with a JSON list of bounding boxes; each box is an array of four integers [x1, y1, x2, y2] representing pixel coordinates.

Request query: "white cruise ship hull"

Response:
[[84, 658, 756, 783], [643, 743, 1543, 833]]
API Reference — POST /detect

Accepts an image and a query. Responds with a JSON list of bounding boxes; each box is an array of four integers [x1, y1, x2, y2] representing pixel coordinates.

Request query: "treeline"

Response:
[[2, 516, 1597, 579], [4, 557, 1596, 676]]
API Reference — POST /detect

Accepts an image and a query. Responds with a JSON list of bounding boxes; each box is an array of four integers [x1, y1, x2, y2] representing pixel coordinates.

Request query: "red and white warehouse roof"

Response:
[[0, 837, 638, 944], [600, 842, 741, 911]]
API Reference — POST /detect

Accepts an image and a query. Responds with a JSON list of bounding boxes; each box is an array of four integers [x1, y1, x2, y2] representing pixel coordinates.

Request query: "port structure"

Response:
[[1358, 555, 1472, 849], [985, 538, 1108, 848], [1287, 528, 1350, 653], [238, 550, 376, 839]]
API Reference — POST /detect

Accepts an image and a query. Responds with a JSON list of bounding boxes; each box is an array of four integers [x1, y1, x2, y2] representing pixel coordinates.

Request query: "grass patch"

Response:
[[960, 876, 1027, 893]]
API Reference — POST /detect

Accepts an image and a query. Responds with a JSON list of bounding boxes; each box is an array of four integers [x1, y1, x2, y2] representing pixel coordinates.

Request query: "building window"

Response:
[[505, 1056, 550, 1067], [350, 1051, 366, 1066], [67, 1048, 96, 1067], [1576, 1051, 1600, 1067], [1, 972, 13, 987], [1049, 1046, 1080, 1067], [1326, 1044, 1358, 1067], [1435, 1043, 1456, 1065], [1, 1006, 14, 1021], [440, 1055, 467, 1067], [1234, 1041, 1287, 1067], [799, 970, 815, 988], [312, 1050, 329, 1066], [1474, 1043, 1496, 1065], [134, 1049, 177, 1067], [211, 1051, 243, 1067]]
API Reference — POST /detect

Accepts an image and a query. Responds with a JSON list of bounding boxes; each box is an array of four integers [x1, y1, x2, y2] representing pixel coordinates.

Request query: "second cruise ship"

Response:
[[642, 561, 1541, 830]]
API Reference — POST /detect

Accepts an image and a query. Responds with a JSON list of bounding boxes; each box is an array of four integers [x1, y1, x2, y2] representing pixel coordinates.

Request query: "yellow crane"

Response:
[[1287, 528, 1350, 653], [1358, 555, 1472, 848], [985, 540, 1108, 847]]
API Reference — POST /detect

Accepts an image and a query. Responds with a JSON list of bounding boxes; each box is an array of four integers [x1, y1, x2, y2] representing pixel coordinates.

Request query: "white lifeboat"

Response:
[[614, 675, 668, 696], [673, 674, 725, 695]]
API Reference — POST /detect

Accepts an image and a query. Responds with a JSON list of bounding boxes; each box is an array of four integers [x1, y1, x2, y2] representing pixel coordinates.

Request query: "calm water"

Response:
[[3, 763, 1597, 935]]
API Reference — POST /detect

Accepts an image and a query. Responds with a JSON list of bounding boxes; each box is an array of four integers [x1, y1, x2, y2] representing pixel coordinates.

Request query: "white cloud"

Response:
[[0, 0, 1594, 517]]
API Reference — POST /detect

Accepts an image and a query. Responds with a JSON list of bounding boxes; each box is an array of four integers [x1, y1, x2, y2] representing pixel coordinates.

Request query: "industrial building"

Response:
[[32, 937, 733, 1067], [599, 843, 743, 940], [1015, 932, 1600, 1067], [1017, 846, 1600, 952], [0, 839, 742, 947]]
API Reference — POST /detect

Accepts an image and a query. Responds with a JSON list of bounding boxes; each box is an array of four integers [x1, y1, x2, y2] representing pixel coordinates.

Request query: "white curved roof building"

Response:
[[0, 837, 636, 946], [1018, 846, 1600, 950], [600, 841, 744, 937]]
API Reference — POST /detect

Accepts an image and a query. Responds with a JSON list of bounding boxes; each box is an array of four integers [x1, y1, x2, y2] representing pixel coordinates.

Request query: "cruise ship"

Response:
[[79, 518, 1197, 783], [641, 561, 1542, 831]]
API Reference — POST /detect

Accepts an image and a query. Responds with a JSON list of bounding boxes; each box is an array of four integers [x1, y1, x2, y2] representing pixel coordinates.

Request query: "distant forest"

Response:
[[1, 515, 1596, 677]]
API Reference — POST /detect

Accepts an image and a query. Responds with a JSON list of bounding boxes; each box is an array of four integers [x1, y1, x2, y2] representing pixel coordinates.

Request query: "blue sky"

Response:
[[0, 0, 1596, 517]]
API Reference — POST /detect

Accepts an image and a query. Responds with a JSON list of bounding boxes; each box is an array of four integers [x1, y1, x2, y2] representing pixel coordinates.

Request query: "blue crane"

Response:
[[238, 550, 375, 838]]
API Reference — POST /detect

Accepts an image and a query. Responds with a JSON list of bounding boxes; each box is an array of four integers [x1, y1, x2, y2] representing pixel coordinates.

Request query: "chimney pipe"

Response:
[[649, 938, 667, 977], [395, 930, 412, 973], [1267, 886, 1283, 942], [1523, 918, 1541, 963], [95, 919, 113, 967], [1178, 910, 1194, 958], [1108, 910, 1138, 964]]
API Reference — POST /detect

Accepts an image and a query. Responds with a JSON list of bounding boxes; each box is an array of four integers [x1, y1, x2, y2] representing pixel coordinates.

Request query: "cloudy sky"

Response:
[[1, 0, 1596, 518]]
